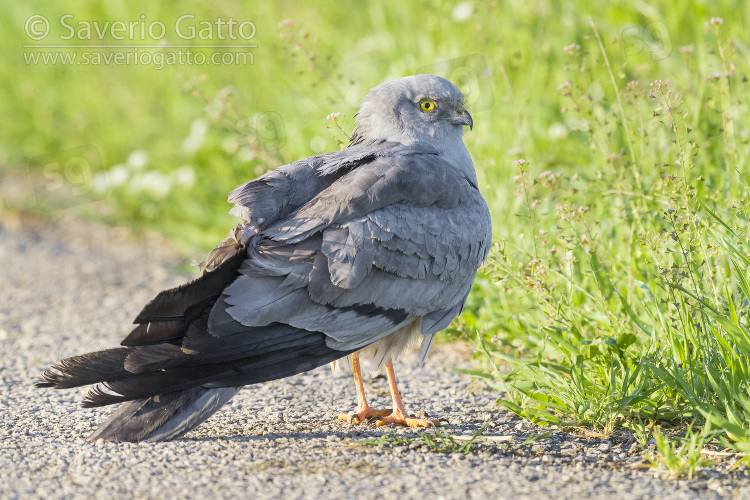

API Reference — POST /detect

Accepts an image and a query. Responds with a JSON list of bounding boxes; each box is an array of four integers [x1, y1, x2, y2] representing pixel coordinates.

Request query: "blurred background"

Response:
[[2, 0, 744, 248]]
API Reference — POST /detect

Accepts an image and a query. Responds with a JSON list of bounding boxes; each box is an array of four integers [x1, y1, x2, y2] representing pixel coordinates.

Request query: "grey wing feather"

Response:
[[226, 141, 438, 224], [309, 195, 491, 315], [214, 151, 492, 354], [262, 153, 471, 243]]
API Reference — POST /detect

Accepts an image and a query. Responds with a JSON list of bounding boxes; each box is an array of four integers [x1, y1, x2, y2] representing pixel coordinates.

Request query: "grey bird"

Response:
[[36, 74, 492, 442]]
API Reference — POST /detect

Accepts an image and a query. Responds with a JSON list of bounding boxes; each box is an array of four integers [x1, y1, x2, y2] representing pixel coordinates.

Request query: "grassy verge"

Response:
[[462, 13, 750, 467]]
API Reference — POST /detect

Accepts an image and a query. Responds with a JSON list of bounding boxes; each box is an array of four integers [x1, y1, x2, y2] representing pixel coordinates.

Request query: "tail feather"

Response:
[[88, 386, 242, 443], [82, 334, 348, 407], [82, 363, 236, 407], [36, 348, 133, 389]]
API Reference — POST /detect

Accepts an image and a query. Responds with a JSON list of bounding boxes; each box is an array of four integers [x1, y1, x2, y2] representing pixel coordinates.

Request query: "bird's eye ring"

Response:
[[419, 99, 436, 112]]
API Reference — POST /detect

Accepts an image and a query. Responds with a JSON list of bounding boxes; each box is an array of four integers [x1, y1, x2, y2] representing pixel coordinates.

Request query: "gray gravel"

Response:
[[1, 215, 749, 499]]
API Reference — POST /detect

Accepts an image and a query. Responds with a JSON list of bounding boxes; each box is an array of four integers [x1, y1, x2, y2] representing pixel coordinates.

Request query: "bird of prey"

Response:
[[37, 74, 492, 442]]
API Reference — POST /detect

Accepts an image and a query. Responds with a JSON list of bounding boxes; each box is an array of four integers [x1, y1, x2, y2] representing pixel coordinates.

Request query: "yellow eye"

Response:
[[419, 99, 436, 112]]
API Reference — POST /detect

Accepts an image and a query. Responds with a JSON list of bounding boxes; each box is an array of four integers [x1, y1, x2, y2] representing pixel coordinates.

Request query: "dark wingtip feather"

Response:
[[34, 372, 57, 388], [83, 384, 131, 408], [35, 348, 133, 390]]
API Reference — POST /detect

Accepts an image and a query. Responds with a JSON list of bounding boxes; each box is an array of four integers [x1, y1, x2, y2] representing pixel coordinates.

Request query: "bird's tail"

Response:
[[87, 386, 242, 443]]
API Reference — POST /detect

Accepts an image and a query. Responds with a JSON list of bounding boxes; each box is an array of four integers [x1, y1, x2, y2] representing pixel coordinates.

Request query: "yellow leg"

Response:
[[376, 358, 441, 428], [338, 353, 392, 424]]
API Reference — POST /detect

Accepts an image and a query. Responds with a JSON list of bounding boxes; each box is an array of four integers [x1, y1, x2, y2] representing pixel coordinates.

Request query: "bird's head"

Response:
[[350, 74, 473, 147]]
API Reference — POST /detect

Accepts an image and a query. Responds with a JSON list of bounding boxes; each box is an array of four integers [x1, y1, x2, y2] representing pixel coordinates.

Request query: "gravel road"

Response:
[[1, 216, 748, 499]]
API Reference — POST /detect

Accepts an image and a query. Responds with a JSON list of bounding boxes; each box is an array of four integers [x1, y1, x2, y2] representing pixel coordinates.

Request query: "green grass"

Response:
[[455, 4, 750, 458], [3, 0, 750, 467], [360, 422, 490, 454], [644, 423, 717, 479]]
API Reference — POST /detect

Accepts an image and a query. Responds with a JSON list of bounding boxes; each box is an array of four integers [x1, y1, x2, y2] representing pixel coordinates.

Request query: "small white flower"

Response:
[[127, 150, 148, 170], [172, 166, 196, 188], [108, 165, 129, 186], [310, 136, 326, 153], [451, 1, 474, 22], [183, 119, 209, 153], [140, 171, 172, 199]]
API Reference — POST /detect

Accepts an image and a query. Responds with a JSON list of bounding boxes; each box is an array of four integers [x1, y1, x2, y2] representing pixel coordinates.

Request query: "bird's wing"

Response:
[[125, 141, 439, 332], [211, 152, 492, 353], [226, 140, 438, 225], [261, 151, 469, 243]]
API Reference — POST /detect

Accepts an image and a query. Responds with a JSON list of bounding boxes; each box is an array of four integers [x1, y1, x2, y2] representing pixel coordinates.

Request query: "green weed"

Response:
[[360, 422, 490, 455], [645, 423, 717, 479], [503, 431, 553, 454]]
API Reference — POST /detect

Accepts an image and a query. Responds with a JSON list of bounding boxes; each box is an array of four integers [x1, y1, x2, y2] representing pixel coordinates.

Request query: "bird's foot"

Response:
[[375, 408, 441, 428], [338, 407, 392, 424]]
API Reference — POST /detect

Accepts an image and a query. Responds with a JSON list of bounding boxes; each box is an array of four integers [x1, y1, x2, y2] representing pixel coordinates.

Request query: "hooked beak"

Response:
[[452, 105, 473, 130]]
